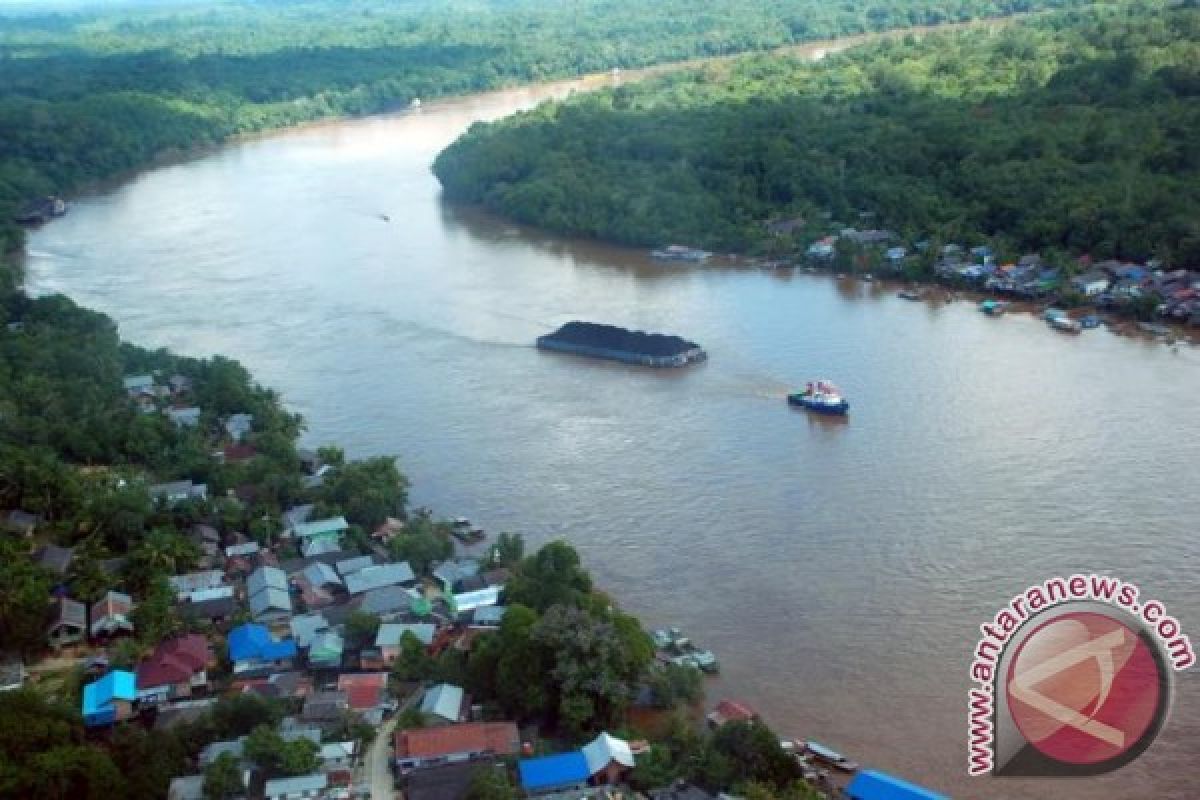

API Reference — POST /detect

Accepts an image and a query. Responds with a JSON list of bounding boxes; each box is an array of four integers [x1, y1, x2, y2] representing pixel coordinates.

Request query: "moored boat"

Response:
[[1048, 315, 1082, 333], [978, 299, 1007, 316], [804, 741, 859, 773], [897, 289, 921, 301], [651, 244, 711, 262], [787, 380, 849, 415]]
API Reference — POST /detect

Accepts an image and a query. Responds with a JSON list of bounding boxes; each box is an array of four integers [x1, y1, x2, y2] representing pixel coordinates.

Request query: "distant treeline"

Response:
[[0, 0, 1093, 271], [433, 2, 1200, 264]]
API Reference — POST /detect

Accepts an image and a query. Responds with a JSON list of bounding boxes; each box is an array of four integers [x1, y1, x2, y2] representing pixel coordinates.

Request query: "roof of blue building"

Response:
[[518, 752, 590, 792], [845, 770, 949, 800], [82, 670, 137, 719], [228, 623, 298, 662]]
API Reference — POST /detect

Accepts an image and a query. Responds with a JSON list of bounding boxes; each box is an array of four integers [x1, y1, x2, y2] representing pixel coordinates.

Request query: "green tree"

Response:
[[318, 456, 409, 529], [203, 752, 244, 800], [345, 611, 381, 649], [391, 632, 436, 683], [647, 663, 704, 709], [506, 541, 592, 612], [465, 765, 517, 800], [244, 724, 318, 777], [388, 518, 453, 576], [487, 532, 525, 568], [131, 576, 182, 645], [0, 539, 54, 655]]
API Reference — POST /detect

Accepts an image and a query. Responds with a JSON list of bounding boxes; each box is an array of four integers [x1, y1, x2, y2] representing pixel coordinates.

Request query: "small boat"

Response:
[[452, 517, 471, 528], [1080, 315, 1101, 329], [804, 741, 859, 773], [651, 627, 719, 673], [978, 299, 1007, 316], [651, 244, 711, 263], [1048, 315, 1082, 333], [897, 289, 921, 301], [788, 381, 849, 415]]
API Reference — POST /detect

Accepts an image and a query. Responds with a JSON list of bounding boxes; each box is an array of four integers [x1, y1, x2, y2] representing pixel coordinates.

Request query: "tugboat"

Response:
[[788, 381, 849, 416]]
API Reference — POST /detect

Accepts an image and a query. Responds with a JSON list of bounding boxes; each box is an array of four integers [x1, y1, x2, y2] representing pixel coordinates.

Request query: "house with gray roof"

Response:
[[345, 562, 416, 595], [123, 374, 156, 395], [199, 736, 247, 768], [4, 509, 40, 537], [308, 631, 344, 669], [282, 504, 314, 530], [358, 585, 417, 619], [33, 544, 74, 576], [301, 537, 341, 558], [167, 775, 207, 800], [166, 407, 202, 428], [290, 613, 330, 649], [248, 565, 292, 622], [264, 773, 327, 800], [169, 570, 227, 599], [336, 555, 375, 577], [225, 413, 254, 442], [291, 516, 348, 541], [472, 606, 508, 628], [433, 559, 481, 592], [225, 542, 260, 558], [302, 562, 342, 589], [420, 683, 466, 723], [47, 596, 86, 649], [150, 480, 207, 506]]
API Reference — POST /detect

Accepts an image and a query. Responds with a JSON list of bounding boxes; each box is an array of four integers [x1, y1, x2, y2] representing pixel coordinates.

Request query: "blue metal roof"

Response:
[[82, 670, 137, 726], [846, 770, 949, 800], [518, 752, 590, 791], [228, 623, 298, 662]]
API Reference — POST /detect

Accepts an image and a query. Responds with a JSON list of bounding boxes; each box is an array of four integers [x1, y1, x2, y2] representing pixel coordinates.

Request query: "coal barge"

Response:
[[536, 321, 707, 367]]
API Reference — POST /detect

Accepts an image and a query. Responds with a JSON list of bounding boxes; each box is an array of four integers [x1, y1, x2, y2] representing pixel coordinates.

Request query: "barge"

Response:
[[651, 244, 711, 262], [536, 321, 707, 368]]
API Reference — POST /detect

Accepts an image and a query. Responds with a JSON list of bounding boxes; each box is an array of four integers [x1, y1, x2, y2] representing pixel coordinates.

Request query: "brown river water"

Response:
[[24, 43, 1200, 800]]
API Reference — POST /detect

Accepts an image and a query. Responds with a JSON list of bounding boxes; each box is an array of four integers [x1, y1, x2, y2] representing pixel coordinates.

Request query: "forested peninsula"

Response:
[[1, 0, 1092, 273], [433, 1, 1200, 265]]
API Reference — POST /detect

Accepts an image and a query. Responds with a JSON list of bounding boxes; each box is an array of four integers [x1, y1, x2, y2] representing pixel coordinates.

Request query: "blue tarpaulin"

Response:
[[227, 623, 297, 662], [518, 752, 590, 792], [846, 770, 949, 800]]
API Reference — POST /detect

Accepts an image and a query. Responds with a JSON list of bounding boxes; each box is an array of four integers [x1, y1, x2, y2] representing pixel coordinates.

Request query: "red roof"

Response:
[[394, 722, 520, 759], [223, 443, 257, 462], [136, 634, 212, 688], [710, 699, 757, 724], [337, 672, 388, 711]]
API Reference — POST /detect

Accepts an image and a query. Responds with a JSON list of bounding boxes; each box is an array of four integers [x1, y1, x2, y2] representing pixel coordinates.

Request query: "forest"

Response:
[[0, 0, 1092, 268], [433, 1, 1200, 263]]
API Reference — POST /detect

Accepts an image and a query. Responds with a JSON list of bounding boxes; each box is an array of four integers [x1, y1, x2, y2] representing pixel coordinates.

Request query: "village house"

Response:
[[289, 516, 349, 556], [301, 690, 349, 729], [3, 509, 40, 538], [582, 732, 636, 784], [177, 587, 237, 625], [235, 671, 313, 700], [150, 480, 208, 506], [136, 634, 214, 705], [47, 596, 87, 649], [1071, 269, 1112, 297], [307, 630, 345, 669], [376, 622, 437, 666], [0, 660, 25, 692], [345, 562, 416, 595], [89, 590, 135, 639], [337, 672, 390, 724], [169, 569, 228, 600], [82, 670, 138, 727], [519, 752, 591, 795], [358, 585, 420, 620], [845, 770, 948, 800], [471, 606, 507, 629], [166, 406, 203, 428], [420, 682, 467, 724], [34, 543, 74, 576], [188, 524, 221, 565], [706, 699, 758, 728], [122, 374, 156, 398], [248, 565, 293, 622], [263, 773, 328, 800], [394, 721, 521, 772], [224, 413, 254, 442], [166, 775, 208, 800], [319, 740, 358, 771], [336, 554, 376, 577], [228, 623, 298, 674]]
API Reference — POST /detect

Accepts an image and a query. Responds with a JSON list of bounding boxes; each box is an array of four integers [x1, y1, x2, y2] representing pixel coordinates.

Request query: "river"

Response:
[[24, 50, 1200, 800]]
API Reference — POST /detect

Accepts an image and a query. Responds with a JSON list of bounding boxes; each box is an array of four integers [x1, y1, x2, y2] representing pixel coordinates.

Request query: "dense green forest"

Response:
[[433, 2, 1200, 263], [0, 0, 1093, 267]]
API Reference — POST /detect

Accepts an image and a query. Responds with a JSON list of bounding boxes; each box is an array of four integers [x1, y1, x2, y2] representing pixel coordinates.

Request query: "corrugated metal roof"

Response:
[[345, 562, 415, 595], [519, 752, 591, 791], [846, 770, 949, 800], [249, 586, 292, 618], [292, 517, 349, 538], [377, 622, 436, 647], [582, 732, 634, 774], [420, 683, 464, 721]]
